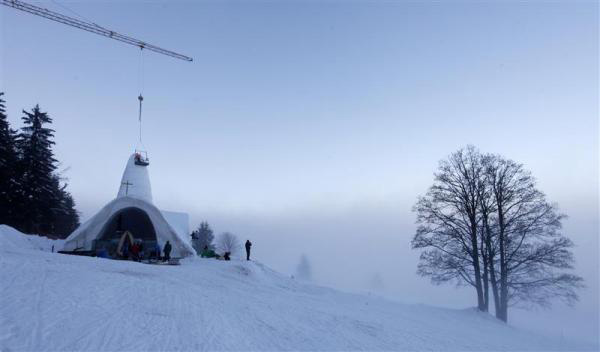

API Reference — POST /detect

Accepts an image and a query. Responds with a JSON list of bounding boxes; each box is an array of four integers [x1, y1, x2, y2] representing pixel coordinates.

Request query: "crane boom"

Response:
[[1, 0, 193, 62]]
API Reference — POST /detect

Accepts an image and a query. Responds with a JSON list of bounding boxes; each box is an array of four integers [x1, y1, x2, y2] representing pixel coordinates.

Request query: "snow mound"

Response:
[[0, 226, 594, 351], [0, 225, 64, 253]]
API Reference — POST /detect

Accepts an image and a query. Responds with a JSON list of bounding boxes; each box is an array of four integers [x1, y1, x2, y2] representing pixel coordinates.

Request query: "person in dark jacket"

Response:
[[138, 241, 144, 259], [122, 240, 130, 260], [163, 241, 172, 262], [245, 240, 252, 261], [154, 243, 161, 260]]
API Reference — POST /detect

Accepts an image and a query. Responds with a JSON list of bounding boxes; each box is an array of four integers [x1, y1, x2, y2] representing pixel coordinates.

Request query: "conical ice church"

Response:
[[63, 153, 195, 258]]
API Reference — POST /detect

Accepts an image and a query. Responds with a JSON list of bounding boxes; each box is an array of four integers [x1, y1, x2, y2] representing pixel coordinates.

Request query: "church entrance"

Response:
[[94, 207, 159, 259]]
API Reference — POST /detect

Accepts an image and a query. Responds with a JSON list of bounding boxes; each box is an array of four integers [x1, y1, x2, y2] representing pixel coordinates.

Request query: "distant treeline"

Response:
[[0, 92, 79, 238]]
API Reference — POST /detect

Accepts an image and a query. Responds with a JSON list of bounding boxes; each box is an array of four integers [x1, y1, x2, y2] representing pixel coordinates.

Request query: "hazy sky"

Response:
[[1, 0, 598, 345]]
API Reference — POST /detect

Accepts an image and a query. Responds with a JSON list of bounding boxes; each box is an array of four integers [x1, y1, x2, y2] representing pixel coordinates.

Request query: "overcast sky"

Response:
[[1, 0, 598, 345]]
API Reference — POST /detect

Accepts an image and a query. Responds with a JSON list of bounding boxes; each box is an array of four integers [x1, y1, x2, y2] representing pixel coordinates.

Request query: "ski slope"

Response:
[[0, 226, 593, 351]]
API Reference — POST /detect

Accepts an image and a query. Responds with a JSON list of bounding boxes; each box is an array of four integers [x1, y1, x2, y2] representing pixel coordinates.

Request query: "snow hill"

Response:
[[0, 225, 593, 351]]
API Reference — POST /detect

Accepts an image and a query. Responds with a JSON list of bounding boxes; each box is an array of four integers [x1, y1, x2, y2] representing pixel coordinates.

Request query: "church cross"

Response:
[[121, 180, 133, 195]]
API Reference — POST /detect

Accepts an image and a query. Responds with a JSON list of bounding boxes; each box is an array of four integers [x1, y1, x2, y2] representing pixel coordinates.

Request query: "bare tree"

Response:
[[413, 147, 584, 323], [483, 154, 583, 322], [216, 232, 241, 256], [412, 146, 487, 312]]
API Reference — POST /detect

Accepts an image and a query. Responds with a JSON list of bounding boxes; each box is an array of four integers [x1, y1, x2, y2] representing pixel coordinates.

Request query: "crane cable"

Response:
[[49, 0, 147, 147], [48, 0, 147, 146], [137, 46, 144, 145]]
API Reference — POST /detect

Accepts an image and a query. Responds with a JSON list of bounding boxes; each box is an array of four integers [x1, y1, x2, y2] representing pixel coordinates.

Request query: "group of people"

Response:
[[101, 233, 253, 264], [200, 246, 232, 260], [200, 239, 253, 261], [117, 239, 172, 262], [120, 239, 144, 261]]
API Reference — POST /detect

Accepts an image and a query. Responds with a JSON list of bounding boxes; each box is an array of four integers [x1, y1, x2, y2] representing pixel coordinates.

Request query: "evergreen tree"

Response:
[[369, 273, 385, 291], [295, 254, 312, 281], [191, 221, 214, 254], [16, 104, 58, 234], [0, 92, 20, 227], [0, 99, 79, 236], [49, 174, 80, 237]]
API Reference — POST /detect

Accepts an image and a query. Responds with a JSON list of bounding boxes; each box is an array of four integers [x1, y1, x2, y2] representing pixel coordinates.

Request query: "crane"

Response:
[[2, 0, 192, 165], [1, 0, 193, 62]]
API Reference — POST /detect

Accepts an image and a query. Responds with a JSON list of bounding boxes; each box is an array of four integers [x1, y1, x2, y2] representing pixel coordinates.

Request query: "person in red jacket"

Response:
[[131, 242, 140, 262]]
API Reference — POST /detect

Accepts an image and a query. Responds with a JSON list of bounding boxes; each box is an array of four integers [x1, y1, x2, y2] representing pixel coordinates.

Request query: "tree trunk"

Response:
[[486, 237, 500, 318], [483, 215, 500, 317], [481, 234, 490, 312], [482, 257, 489, 311], [488, 260, 501, 318], [470, 221, 485, 311], [498, 205, 508, 323]]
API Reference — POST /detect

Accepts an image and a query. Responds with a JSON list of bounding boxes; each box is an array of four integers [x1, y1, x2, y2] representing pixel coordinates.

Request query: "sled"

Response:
[[58, 250, 95, 257], [143, 258, 181, 266], [168, 258, 181, 265]]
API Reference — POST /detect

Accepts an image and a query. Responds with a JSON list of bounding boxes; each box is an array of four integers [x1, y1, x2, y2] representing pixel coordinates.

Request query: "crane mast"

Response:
[[1, 0, 193, 62]]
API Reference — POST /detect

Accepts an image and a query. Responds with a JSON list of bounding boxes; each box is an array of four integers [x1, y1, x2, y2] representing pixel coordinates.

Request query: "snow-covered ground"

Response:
[[0, 225, 594, 351]]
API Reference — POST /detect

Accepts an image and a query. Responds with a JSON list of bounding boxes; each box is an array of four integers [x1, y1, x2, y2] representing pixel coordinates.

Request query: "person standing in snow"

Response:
[[154, 242, 161, 260], [245, 240, 252, 261], [163, 241, 172, 262], [122, 240, 130, 260], [138, 240, 144, 259], [131, 241, 140, 261]]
